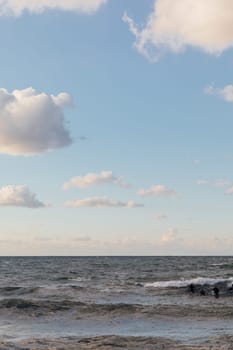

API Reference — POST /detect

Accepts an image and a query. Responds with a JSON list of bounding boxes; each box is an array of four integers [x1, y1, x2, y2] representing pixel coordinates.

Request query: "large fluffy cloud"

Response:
[[0, 87, 72, 155], [0, 0, 108, 16], [63, 171, 129, 190], [123, 0, 233, 61], [0, 185, 46, 208], [137, 185, 177, 197], [65, 197, 144, 208]]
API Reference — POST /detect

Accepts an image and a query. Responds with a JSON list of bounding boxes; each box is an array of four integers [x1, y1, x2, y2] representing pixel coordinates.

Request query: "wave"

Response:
[[1, 298, 233, 319], [0, 286, 40, 295], [211, 263, 233, 269], [0, 298, 143, 317], [0, 298, 85, 312], [145, 277, 233, 288]]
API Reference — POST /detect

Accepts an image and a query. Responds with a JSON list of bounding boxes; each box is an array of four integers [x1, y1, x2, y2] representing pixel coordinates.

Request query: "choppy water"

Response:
[[0, 256, 233, 349]]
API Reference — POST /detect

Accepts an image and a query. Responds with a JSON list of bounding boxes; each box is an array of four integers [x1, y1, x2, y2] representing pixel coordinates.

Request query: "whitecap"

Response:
[[144, 277, 233, 288]]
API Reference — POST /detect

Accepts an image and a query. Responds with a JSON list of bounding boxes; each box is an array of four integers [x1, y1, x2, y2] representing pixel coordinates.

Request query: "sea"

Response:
[[0, 256, 233, 349]]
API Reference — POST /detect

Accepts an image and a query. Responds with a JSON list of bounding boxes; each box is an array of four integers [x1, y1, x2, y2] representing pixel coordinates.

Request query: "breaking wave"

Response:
[[145, 277, 233, 288]]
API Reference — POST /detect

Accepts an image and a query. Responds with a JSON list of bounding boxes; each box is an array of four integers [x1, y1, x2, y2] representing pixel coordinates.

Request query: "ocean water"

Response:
[[0, 256, 233, 349]]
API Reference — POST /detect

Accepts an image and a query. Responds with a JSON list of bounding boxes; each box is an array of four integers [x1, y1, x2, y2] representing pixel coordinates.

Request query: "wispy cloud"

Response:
[[123, 0, 233, 62], [160, 227, 179, 244], [78, 136, 88, 141], [34, 235, 92, 243], [225, 187, 233, 195], [137, 185, 177, 197], [0, 87, 72, 156], [63, 171, 129, 190], [197, 179, 231, 188], [65, 197, 144, 208], [204, 84, 233, 102], [154, 213, 168, 221], [193, 159, 201, 166], [0, 0, 108, 16], [0, 185, 46, 208]]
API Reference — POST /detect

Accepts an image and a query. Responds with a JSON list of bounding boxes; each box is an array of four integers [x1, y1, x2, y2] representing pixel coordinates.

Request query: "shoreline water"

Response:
[[1, 335, 233, 350], [0, 256, 232, 349]]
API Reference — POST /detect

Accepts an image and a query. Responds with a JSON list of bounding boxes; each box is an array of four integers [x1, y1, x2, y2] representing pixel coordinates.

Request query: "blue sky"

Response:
[[0, 0, 233, 255]]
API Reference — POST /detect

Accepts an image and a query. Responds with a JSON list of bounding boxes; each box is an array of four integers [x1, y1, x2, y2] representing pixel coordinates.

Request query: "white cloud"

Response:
[[225, 187, 233, 195], [0, 185, 46, 208], [35, 235, 92, 243], [123, 0, 233, 62], [127, 200, 143, 208], [160, 227, 178, 244], [196, 179, 208, 186], [0, 87, 72, 155], [63, 171, 129, 190], [197, 179, 231, 187], [0, 0, 108, 16], [138, 185, 177, 197], [212, 179, 230, 187], [65, 197, 144, 208], [154, 213, 167, 220], [205, 84, 233, 102]]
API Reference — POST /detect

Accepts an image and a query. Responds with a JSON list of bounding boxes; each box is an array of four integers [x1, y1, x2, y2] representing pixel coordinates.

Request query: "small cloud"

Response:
[[0, 185, 46, 208], [127, 200, 144, 208], [137, 185, 177, 197], [78, 136, 88, 141], [225, 187, 233, 195], [214, 179, 231, 187], [72, 236, 92, 242], [160, 228, 178, 244], [196, 179, 208, 185], [154, 213, 168, 220], [205, 84, 233, 102], [197, 179, 231, 187], [34, 235, 93, 246], [65, 197, 144, 208], [0, 0, 108, 16], [0, 87, 72, 156], [193, 159, 201, 165], [63, 171, 129, 190]]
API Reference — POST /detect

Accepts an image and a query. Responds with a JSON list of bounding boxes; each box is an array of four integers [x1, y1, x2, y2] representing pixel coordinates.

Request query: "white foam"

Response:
[[145, 277, 233, 288]]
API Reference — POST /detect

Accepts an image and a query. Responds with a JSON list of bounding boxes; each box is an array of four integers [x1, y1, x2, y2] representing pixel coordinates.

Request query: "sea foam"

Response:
[[144, 277, 233, 288]]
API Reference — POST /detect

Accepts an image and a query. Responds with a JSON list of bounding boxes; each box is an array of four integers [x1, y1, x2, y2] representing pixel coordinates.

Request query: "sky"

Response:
[[0, 0, 233, 255]]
